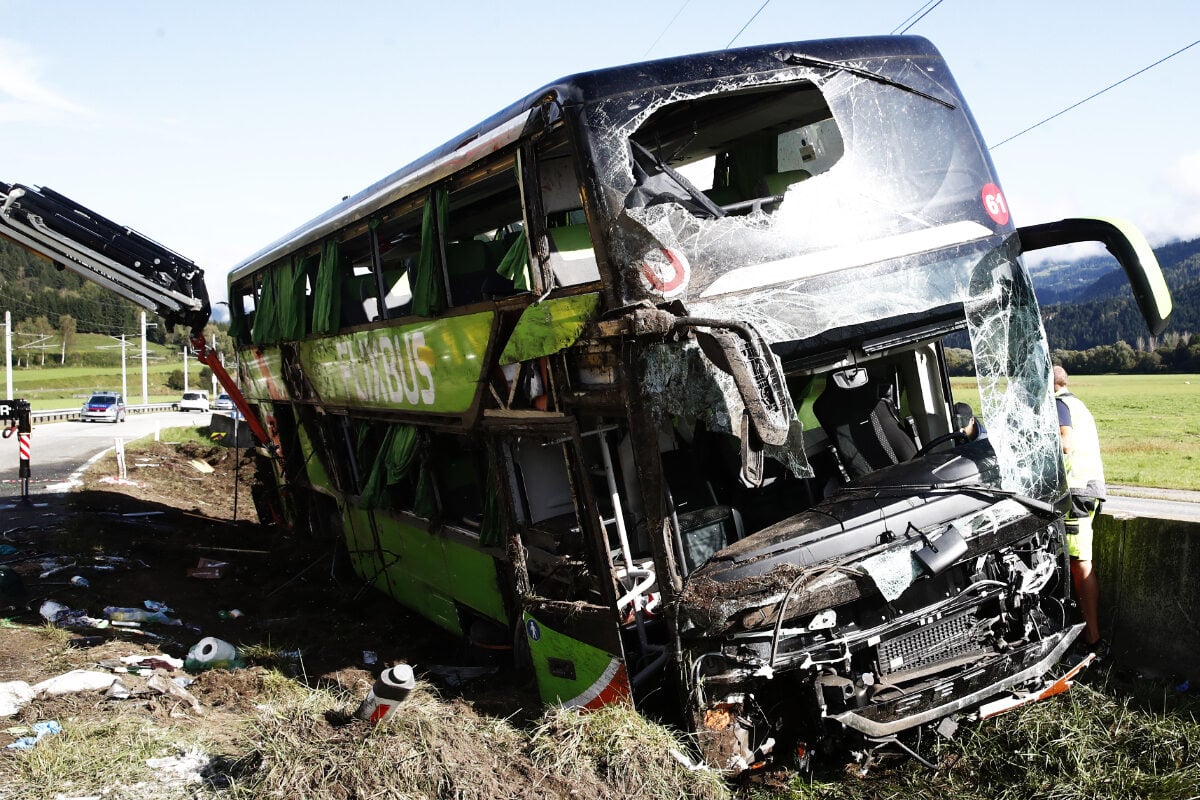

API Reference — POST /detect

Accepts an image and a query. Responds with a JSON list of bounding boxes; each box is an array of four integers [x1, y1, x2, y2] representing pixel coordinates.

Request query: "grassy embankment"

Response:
[[951, 373, 1199, 491]]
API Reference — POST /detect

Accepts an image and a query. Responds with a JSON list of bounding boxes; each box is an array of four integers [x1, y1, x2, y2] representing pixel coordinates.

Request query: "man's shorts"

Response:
[[1065, 495, 1101, 561]]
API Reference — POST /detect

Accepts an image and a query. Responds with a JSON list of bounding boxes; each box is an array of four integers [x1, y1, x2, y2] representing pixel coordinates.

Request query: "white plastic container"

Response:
[[355, 664, 416, 722], [185, 636, 241, 670]]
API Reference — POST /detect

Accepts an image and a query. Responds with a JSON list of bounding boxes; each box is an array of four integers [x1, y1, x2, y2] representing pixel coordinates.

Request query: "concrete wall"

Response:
[[1095, 512, 1200, 680]]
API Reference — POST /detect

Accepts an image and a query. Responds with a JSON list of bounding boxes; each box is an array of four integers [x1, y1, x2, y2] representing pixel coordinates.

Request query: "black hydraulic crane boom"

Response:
[[0, 182, 271, 449]]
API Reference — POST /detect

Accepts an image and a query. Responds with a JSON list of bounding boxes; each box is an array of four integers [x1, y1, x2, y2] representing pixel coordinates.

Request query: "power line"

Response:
[[890, 0, 946, 35], [726, 0, 771, 49], [643, 0, 692, 58], [992, 38, 1200, 149]]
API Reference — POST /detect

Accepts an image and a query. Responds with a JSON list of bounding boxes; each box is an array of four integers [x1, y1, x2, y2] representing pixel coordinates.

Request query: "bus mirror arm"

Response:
[[1017, 217, 1173, 336]]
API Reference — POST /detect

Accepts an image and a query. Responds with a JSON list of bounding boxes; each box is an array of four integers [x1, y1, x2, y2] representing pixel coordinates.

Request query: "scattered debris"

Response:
[[426, 664, 499, 688], [0, 681, 34, 717], [5, 720, 61, 750], [32, 669, 118, 697], [186, 557, 230, 579], [147, 673, 204, 715], [188, 459, 214, 474], [185, 637, 242, 672], [354, 664, 416, 722]]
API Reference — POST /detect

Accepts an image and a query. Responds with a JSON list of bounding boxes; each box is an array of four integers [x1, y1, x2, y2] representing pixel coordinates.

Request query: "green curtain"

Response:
[[311, 240, 341, 334], [359, 424, 420, 510], [277, 255, 309, 341], [227, 297, 246, 339], [250, 267, 280, 344], [478, 470, 504, 548], [495, 229, 530, 292], [412, 189, 448, 316]]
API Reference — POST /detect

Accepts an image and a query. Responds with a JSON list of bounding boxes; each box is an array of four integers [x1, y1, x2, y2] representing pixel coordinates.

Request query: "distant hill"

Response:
[[1035, 236, 1200, 350]]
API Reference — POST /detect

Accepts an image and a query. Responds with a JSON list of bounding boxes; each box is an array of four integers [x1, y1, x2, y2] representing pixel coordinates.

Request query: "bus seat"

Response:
[[677, 505, 744, 573], [813, 367, 916, 479], [547, 224, 599, 285], [381, 268, 413, 316], [481, 236, 521, 299], [445, 240, 489, 306], [759, 169, 812, 196], [340, 273, 378, 327]]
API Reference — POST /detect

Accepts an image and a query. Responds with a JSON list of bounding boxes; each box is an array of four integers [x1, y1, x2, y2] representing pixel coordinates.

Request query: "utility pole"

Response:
[[140, 311, 148, 407], [183, 345, 189, 390], [4, 311, 11, 400], [211, 332, 218, 397], [120, 334, 128, 402]]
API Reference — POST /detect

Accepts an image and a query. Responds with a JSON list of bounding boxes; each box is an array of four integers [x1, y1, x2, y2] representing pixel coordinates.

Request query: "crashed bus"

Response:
[[9, 35, 1170, 773]]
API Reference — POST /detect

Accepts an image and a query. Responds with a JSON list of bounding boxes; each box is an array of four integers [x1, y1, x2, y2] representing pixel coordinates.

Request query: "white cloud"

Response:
[[0, 38, 87, 122]]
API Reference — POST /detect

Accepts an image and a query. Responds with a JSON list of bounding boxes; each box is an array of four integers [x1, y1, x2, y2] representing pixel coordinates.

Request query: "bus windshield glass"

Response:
[[583, 54, 1061, 499]]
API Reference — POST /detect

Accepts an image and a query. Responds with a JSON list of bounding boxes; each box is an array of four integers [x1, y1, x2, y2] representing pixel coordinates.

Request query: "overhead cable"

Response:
[[890, 0, 946, 36], [993, 38, 1200, 149], [643, 0, 693, 58], [726, 0, 771, 49]]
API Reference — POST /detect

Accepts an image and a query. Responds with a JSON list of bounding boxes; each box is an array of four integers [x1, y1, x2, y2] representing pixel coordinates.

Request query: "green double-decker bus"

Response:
[[227, 36, 1171, 771]]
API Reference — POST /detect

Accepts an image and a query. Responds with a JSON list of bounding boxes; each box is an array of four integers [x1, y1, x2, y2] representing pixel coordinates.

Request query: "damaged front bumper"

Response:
[[830, 623, 1081, 737]]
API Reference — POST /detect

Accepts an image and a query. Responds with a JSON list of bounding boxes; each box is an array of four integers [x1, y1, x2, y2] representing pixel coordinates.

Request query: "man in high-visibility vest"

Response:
[[1053, 365, 1107, 656]]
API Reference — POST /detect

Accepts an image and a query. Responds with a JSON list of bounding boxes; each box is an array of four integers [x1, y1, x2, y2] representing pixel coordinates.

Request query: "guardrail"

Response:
[[31, 403, 179, 424]]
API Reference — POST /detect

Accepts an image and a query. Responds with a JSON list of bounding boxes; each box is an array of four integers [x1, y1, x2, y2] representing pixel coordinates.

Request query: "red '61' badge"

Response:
[[981, 183, 1010, 226]]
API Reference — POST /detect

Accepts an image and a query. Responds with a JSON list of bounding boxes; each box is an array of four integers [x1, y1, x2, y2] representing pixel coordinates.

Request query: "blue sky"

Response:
[[2, 1, 1198, 306]]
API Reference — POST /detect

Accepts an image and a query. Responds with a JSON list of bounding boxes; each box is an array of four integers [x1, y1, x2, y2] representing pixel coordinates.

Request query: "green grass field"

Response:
[[952, 373, 1200, 491]]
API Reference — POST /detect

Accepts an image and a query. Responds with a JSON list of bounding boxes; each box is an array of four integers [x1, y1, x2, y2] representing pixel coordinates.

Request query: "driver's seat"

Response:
[[813, 367, 917, 479]]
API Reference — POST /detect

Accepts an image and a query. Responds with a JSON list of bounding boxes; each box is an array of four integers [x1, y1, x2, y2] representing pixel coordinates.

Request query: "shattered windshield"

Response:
[[580, 56, 1063, 500]]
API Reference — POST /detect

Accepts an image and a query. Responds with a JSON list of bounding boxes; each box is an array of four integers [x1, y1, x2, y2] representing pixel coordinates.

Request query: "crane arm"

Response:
[[0, 182, 271, 449]]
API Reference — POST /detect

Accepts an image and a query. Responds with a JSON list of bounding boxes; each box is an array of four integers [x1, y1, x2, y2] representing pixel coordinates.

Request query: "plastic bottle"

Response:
[[354, 664, 416, 723], [103, 606, 181, 625]]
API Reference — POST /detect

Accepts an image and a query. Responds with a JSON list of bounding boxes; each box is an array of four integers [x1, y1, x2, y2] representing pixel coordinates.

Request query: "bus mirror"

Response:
[[1017, 217, 1172, 336]]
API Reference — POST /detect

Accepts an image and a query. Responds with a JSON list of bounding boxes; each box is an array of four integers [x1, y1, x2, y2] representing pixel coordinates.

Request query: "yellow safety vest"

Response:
[[1056, 390, 1106, 498]]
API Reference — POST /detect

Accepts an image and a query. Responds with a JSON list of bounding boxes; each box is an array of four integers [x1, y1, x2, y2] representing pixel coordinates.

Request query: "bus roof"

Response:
[[227, 35, 943, 285]]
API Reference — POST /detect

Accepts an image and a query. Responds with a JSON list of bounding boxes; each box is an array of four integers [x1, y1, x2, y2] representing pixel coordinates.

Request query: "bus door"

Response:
[[493, 420, 637, 709]]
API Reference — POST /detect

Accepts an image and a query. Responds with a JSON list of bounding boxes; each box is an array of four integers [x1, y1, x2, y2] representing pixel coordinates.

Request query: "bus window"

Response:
[[444, 155, 529, 307], [338, 223, 384, 328], [373, 199, 425, 319], [537, 137, 600, 287], [631, 81, 843, 218], [428, 433, 487, 532], [505, 436, 595, 600], [229, 281, 256, 344]]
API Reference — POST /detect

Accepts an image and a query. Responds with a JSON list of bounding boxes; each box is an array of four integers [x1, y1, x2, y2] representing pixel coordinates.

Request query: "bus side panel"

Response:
[[341, 504, 389, 595], [364, 513, 509, 634], [295, 423, 334, 494], [523, 611, 630, 709]]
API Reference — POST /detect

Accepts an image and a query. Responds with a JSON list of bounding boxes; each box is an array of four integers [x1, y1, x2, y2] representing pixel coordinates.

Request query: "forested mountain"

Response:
[[1035, 236, 1200, 351], [0, 237, 165, 341]]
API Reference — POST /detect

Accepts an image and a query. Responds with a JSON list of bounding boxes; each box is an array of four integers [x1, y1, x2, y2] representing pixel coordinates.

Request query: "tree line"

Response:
[[0, 238, 230, 367]]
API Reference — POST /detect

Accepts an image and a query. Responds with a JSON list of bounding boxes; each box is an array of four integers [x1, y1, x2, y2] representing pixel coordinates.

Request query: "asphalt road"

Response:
[[0, 410, 215, 497]]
